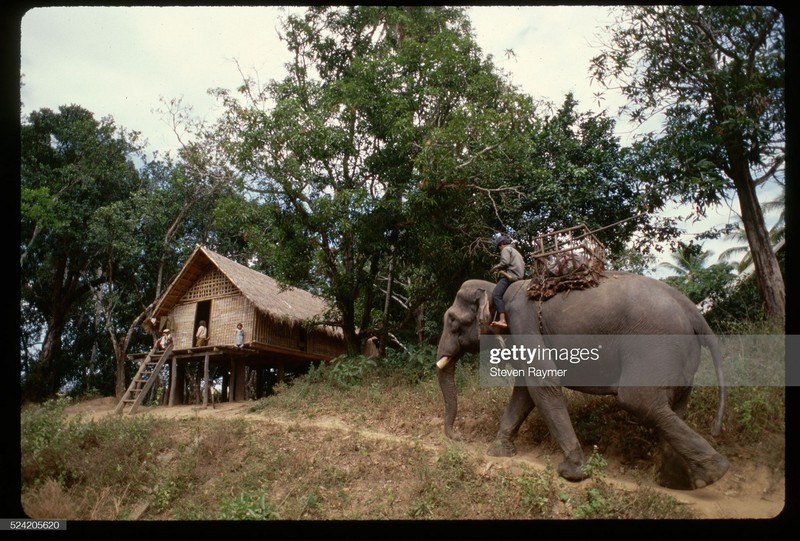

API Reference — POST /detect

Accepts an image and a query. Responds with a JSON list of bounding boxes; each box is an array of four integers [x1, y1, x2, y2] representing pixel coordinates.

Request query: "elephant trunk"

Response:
[[437, 355, 459, 439]]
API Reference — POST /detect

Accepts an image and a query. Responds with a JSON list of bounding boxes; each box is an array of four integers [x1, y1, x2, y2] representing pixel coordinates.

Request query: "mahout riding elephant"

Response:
[[435, 271, 729, 490]]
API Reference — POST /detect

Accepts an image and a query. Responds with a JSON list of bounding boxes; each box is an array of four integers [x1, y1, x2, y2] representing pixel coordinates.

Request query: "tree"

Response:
[[208, 6, 540, 354], [659, 241, 714, 280], [498, 94, 645, 259], [718, 181, 785, 272], [20, 105, 143, 401], [660, 242, 735, 305], [20, 102, 230, 401], [590, 5, 785, 320]]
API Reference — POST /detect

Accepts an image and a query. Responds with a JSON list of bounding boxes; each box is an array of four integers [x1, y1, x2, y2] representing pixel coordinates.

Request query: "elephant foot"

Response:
[[656, 449, 730, 490], [687, 453, 730, 489], [558, 448, 589, 482], [487, 438, 516, 457], [444, 426, 463, 442]]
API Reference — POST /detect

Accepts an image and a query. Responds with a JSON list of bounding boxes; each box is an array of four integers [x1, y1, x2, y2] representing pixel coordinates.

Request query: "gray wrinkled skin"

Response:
[[436, 271, 729, 490]]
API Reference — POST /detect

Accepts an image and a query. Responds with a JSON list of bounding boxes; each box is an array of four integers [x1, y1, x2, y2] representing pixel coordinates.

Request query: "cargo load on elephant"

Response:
[[527, 223, 606, 301]]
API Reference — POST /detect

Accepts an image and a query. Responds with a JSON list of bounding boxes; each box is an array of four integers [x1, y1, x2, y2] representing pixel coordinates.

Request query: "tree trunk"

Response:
[[415, 305, 425, 343], [114, 343, 127, 399], [26, 311, 68, 402], [340, 300, 361, 356], [380, 249, 395, 357], [730, 159, 785, 321]]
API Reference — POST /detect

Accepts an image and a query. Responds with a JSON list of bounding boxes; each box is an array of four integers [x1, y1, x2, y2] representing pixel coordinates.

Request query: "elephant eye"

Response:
[[447, 314, 459, 331]]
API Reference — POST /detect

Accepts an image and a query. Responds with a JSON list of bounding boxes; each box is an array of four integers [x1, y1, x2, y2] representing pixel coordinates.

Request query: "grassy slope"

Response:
[[19, 362, 785, 522]]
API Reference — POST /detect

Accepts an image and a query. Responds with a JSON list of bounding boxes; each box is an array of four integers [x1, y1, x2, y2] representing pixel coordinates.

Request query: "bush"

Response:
[[378, 343, 438, 384], [218, 492, 280, 520], [20, 398, 74, 487], [21, 400, 172, 496]]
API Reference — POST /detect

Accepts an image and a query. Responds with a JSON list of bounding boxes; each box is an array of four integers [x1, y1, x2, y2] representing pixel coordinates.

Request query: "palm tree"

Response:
[[718, 182, 785, 273], [659, 242, 714, 282]]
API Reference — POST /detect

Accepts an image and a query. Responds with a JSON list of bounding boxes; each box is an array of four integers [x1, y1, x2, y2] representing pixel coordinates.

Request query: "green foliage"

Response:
[[209, 6, 519, 352], [152, 479, 182, 513], [580, 445, 608, 479], [505, 94, 640, 257], [727, 387, 785, 442], [704, 251, 784, 332], [409, 445, 473, 518], [574, 485, 611, 518], [20, 399, 172, 494], [20, 105, 144, 401], [570, 478, 692, 519], [591, 5, 785, 318], [316, 355, 378, 388], [571, 398, 616, 446], [203, 6, 647, 354], [19, 398, 73, 487], [663, 262, 735, 304], [19, 105, 227, 402], [378, 343, 438, 384], [516, 469, 556, 515], [218, 492, 281, 520], [436, 446, 467, 482]]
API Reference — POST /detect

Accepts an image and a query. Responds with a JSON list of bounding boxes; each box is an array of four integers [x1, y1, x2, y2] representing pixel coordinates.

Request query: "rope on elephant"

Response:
[[526, 223, 606, 301]]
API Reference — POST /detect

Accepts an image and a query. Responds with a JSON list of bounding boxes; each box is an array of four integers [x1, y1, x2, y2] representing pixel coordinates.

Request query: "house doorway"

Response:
[[194, 300, 211, 346]]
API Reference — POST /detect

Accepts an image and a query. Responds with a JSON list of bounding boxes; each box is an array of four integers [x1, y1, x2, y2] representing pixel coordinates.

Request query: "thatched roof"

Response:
[[150, 245, 339, 335]]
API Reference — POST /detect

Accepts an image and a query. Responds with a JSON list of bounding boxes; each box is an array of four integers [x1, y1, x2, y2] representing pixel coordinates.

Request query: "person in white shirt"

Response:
[[196, 321, 208, 346]]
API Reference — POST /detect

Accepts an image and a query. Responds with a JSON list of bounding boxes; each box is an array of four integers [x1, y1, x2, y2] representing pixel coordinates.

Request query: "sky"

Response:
[[18, 5, 783, 276]]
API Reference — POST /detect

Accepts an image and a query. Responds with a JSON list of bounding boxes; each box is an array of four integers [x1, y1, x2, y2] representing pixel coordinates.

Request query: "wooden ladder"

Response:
[[115, 343, 173, 415]]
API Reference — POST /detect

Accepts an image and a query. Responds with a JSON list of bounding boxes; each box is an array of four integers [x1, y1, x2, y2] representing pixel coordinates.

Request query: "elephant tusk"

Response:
[[436, 356, 451, 369]]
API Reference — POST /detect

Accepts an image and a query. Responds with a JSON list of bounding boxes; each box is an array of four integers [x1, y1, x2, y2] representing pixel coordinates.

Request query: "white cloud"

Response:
[[469, 6, 615, 110], [22, 6, 625, 154], [21, 6, 298, 152]]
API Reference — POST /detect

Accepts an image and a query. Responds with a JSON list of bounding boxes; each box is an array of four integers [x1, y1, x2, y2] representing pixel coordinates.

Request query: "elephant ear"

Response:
[[477, 289, 491, 326]]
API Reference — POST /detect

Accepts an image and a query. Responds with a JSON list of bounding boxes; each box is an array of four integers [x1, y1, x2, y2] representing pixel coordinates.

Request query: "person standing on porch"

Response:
[[234, 322, 245, 348], [158, 328, 173, 350], [196, 320, 208, 346]]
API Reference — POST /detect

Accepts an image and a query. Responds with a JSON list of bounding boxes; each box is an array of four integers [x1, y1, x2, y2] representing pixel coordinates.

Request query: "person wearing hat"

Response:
[[490, 234, 525, 328], [158, 328, 173, 350]]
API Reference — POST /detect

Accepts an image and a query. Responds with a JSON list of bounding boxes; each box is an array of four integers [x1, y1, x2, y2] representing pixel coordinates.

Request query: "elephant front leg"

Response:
[[530, 385, 588, 482], [487, 384, 534, 457]]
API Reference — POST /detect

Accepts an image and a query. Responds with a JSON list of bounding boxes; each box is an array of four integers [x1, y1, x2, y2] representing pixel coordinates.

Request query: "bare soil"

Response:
[[65, 396, 786, 520]]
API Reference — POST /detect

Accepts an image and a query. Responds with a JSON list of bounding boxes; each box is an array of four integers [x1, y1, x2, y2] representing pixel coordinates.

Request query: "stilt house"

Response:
[[118, 245, 345, 413]]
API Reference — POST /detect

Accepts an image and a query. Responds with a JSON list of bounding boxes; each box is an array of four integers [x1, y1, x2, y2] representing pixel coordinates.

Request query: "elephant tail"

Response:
[[696, 323, 726, 437]]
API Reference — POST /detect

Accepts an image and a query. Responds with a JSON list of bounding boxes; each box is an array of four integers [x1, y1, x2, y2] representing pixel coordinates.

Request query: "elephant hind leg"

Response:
[[654, 432, 730, 490], [618, 387, 729, 490]]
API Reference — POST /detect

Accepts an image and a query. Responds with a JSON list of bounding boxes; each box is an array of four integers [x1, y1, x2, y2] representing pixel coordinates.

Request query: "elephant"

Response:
[[435, 271, 730, 490]]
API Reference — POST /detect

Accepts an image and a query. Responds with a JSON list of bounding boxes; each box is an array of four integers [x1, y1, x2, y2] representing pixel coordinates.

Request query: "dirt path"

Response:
[[68, 398, 785, 520]]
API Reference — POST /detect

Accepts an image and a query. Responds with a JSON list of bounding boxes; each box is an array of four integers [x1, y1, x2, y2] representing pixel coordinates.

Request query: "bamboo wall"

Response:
[[253, 312, 345, 358], [169, 302, 197, 349], [209, 294, 253, 346]]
